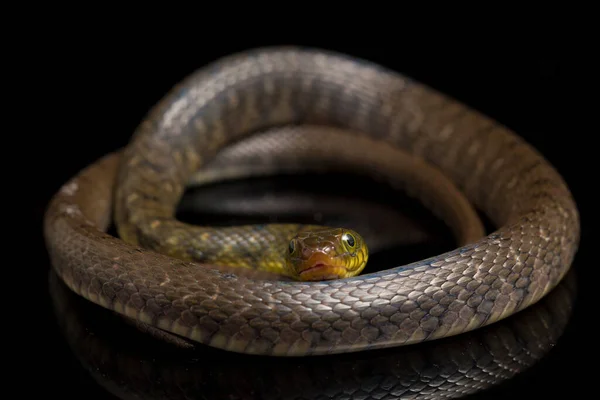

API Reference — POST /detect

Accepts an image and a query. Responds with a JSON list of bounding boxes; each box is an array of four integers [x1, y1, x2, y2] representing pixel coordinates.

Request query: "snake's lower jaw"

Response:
[[298, 262, 348, 281]]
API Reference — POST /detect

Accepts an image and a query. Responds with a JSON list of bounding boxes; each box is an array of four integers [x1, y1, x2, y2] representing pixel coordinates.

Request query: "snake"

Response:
[[43, 46, 580, 356], [48, 267, 576, 400]]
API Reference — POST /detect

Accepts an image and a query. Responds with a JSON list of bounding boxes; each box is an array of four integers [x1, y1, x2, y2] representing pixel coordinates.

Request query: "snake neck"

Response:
[[118, 219, 324, 277]]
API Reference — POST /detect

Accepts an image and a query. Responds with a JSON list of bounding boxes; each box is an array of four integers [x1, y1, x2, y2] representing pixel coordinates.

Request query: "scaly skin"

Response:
[[48, 268, 576, 400], [43, 47, 579, 356]]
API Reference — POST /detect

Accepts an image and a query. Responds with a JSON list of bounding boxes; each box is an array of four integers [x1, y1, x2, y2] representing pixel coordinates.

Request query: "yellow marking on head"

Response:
[[285, 227, 368, 281]]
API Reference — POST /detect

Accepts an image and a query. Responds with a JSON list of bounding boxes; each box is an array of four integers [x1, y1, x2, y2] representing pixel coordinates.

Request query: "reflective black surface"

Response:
[[30, 38, 590, 398]]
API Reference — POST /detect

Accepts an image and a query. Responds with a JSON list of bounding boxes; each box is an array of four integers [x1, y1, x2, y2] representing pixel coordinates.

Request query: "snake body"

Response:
[[49, 268, 576, 400], [44, 47, 580, 356]]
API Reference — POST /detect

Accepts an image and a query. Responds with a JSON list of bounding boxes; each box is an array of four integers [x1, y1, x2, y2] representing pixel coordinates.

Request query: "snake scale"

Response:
[[43, 47, 580, 356]]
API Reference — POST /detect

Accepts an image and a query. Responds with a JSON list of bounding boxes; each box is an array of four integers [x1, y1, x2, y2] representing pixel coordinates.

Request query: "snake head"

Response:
[[285, 227, 368, 281]]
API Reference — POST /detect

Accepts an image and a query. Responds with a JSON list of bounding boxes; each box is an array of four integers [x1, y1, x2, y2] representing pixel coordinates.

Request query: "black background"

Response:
[[25, 25, 593, 399]]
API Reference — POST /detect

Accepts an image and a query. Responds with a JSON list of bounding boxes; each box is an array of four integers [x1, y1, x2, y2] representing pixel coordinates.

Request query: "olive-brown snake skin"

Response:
[[43, 47, 580, 356]]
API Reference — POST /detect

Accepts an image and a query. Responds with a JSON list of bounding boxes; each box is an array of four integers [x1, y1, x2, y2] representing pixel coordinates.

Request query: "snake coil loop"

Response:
[[44, 47, 579, 356]]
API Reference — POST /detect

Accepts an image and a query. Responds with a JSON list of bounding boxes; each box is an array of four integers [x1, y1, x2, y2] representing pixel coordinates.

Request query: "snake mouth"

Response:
[[299, 261, 346, 281]]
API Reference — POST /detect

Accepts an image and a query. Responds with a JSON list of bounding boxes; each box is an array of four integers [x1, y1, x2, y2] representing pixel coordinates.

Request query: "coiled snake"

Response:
[[43, 47, 580, 356]]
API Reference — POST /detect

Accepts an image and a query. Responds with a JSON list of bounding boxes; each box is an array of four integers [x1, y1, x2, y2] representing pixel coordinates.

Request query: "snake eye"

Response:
[[342, 233, 355, 249], [288, 239, 295, 254]]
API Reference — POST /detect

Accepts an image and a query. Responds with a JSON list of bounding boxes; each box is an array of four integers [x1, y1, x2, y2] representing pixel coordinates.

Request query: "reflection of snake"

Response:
[[48, 267, 576, 400], [43, 47, 580, 356]]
